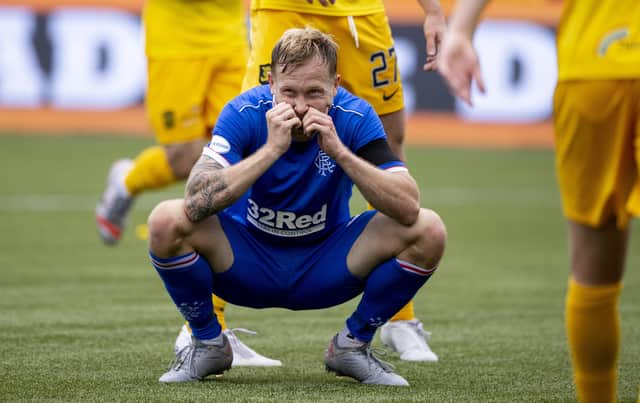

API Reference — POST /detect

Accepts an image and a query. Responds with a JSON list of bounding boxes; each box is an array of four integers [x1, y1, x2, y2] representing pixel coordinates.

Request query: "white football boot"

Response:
[[96, 159, 134, 245], [174, 324, 282, 367], [379, 319, 439, 362]]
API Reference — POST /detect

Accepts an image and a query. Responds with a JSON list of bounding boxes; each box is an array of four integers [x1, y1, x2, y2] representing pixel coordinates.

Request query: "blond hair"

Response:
[[270, 27, 338, 77]]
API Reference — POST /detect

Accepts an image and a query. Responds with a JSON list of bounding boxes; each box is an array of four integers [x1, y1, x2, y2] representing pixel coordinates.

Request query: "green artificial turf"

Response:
[[0, 134, 637, 402]]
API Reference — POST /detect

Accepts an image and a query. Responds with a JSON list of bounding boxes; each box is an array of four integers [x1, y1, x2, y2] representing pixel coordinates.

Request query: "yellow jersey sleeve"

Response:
[[250, 0, 385, 16], [144, 0, 247, 58], [557, 0, 640, 80]]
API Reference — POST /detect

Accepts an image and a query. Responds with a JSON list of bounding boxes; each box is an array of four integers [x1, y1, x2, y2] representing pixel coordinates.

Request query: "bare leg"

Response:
[[165, 138, 209, 180], [568, 219, 628, 285]]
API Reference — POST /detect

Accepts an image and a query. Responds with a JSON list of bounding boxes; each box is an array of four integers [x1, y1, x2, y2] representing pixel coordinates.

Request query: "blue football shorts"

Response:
[[211, 210, 378, 310]]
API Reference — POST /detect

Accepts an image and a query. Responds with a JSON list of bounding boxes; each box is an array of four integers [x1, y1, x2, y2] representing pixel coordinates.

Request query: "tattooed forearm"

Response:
[[184, 156, 229, 222]]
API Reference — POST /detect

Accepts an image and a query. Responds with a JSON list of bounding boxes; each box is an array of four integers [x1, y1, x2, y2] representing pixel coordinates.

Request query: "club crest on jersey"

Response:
[[315, 150, 335, 176], [162, 110, 174, 129], [258, 64, 271, 85]]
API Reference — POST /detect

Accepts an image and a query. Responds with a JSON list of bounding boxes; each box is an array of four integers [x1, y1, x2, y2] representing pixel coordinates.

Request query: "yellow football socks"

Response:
[[390, 301, 415, 321], [124, 146, 176, 195], [566, 277, 621, 403], [212, 294, 227, 330]]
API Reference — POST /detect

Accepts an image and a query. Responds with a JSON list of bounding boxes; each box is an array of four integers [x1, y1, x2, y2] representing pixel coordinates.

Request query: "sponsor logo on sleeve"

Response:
[[210, 135, 231, 154]]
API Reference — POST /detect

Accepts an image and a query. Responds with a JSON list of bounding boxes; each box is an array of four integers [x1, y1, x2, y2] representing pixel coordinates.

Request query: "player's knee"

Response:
[[147, 199, 187, 254], [413, 208, 447, 269]]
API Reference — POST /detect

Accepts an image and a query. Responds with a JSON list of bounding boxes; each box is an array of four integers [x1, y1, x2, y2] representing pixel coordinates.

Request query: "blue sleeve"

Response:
[[351, 104, 388, 152], [203, 103, 247, 166], [351, 104, 406, 171]]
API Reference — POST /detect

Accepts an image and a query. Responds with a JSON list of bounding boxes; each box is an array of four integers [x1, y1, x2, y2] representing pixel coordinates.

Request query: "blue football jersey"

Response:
[[203, 85, 406, 245]]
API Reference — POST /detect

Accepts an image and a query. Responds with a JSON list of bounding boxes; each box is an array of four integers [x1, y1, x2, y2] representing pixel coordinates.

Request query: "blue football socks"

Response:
[[346, 258, 436, 342], [150, 251, 221, 340]]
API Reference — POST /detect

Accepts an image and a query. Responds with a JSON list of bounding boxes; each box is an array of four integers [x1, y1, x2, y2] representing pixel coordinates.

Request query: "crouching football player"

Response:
[[148, 27, 446, 386]]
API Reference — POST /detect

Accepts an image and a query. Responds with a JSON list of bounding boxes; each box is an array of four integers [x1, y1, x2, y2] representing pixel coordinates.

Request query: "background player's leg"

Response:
[[379, 109, 406, 162], [205, 296, 283, 366], [377, 109, 438, 361], [96, 58, 210, 245], [565, 219, 627, 403], [554, 79, 637, 402], [212, 294, 228, 330], [127, 138, 205, 194]]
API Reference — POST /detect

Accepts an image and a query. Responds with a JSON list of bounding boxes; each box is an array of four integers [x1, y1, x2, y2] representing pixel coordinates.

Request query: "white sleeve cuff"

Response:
[[202, 147, 231, 168]]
